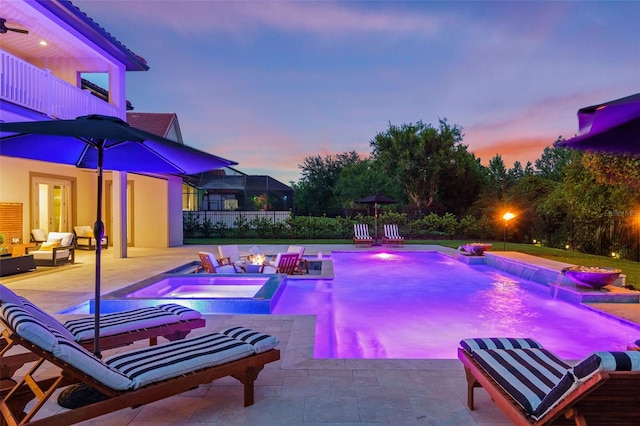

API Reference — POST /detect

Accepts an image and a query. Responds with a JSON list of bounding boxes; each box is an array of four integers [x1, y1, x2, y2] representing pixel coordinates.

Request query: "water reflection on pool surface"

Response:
[[272, 251, 639, 360]]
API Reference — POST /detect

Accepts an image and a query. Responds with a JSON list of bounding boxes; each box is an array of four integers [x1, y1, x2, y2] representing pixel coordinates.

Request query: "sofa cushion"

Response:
[[31, 229, 47, 242], [47, 232, 74, 247], [40, 240, 61, 251]]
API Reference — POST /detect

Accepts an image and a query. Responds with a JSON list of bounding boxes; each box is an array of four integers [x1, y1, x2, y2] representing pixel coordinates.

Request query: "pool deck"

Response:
[[2, 244, 639, 425]]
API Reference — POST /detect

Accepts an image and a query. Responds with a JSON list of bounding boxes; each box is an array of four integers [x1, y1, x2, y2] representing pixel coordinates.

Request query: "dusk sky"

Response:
[[73, 1, 640, 184]]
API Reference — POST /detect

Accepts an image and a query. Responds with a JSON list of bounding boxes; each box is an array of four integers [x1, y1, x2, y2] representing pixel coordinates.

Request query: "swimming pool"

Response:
[[92, 273, 287, 314], [271, 251, 640, 360]]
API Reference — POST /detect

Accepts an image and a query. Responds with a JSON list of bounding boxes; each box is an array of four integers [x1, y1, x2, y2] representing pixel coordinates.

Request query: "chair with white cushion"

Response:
[[197, 251, 240, 273], [73, 225, 108, 250], [217, 245, 248, 268], [26, 231, 75, 266], [260, 252, 300, 275], [353, 224, 373, 247], [382, 224, 404, 247]]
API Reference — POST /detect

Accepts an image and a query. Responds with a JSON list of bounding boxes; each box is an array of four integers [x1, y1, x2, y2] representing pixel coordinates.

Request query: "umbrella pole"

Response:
[[374, 203, 378, 245], [93, 142, 105, 358]]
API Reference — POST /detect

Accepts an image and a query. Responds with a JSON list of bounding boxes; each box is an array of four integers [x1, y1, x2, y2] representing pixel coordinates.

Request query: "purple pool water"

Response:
[[271, 251, 639, 359], [127, 276, 268, 298]]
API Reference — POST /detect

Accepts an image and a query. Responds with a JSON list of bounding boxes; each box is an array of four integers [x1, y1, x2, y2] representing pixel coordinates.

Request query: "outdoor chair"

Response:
[[353, 224, 373, 247], [458, 337, 640, 425], [287, 245, 308, 274], [0, 284, 205, 393], [197, 251, 240, 273], [29, 229, 47, 245], [217, 245, 249, 268], [0, 303, 280, 426], [382, 224, 404, 247], [26, 231, 75, 266], [260, 252, 301, 275], [73, 225, 109, 250]]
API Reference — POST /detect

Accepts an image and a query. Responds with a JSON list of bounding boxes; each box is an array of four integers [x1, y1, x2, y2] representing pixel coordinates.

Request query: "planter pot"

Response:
[[564, 266, 622, 289]]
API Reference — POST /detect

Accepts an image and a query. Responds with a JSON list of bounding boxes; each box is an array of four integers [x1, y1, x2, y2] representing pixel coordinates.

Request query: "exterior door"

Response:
[[32, 177, 72, 233]]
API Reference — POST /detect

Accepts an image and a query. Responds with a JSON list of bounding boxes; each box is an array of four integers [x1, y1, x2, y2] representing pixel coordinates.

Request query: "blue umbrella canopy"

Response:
[[0, 114, 236, 173], [0, 114, 237, 356], [556, 93, 640, 154]]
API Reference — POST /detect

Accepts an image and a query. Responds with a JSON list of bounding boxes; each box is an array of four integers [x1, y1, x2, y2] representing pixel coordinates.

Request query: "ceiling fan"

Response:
[[0, 18, 29, 35]]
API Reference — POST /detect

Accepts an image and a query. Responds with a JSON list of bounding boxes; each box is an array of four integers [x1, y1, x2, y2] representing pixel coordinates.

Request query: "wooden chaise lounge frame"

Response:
[[1, 316, 205, 394], [0, 328, 280, 426], [458, 348, 640, 425]]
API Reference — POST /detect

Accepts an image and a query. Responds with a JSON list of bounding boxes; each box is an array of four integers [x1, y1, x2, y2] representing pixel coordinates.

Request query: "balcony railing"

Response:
[[1, 49, 118, 119]]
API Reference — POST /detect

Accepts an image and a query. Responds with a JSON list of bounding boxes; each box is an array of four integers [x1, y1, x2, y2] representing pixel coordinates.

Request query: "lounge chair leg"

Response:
[[564, 408, 587, 426], [464, 367, 476, 410], [233, 365, 265, 407], [162, 330, 191, 342]]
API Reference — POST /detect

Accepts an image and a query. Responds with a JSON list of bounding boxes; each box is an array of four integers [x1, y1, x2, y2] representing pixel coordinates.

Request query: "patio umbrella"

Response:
[[0, 114, 237, 356], [355, 194, 397, 245], [556, 93, 640, 154]]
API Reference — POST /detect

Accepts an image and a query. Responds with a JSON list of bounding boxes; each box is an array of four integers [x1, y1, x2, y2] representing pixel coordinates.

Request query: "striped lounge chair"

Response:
[[458, 337, 640, 425], [0, 304, 280, 425], [382, 224, 404, 246], [353, 224, 373, 247], [0, 284, 205, 391]]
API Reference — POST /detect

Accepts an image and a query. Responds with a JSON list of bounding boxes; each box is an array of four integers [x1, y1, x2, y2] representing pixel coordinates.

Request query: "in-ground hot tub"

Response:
[[95, 273, 287, 314]]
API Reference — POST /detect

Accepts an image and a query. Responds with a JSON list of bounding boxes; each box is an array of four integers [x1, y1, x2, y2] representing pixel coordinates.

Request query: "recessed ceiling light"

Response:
[[39, 40, 47, 46]]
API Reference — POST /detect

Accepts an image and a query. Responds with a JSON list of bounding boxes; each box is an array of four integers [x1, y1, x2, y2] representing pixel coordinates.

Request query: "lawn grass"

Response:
[[185, 238, 640, 287]]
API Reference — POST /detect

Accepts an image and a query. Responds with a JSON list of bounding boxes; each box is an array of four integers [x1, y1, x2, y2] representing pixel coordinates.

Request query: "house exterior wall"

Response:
[[0, 2, 181, 250]]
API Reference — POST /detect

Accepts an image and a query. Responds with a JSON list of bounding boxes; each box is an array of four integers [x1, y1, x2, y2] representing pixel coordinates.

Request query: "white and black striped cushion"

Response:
[[1, 303, 59, 352], [19, 298, 75, 340], [64, 306, 181, 341], [220, 326, 280, 353], [573, 351, 640, 381], [460, 337, 544, 354], [472, 348, 576, 419], [157, 303, 202, 320], [104, 333, 254, 388], [53, 334, 134, 390], [0, 284, 24, 306]]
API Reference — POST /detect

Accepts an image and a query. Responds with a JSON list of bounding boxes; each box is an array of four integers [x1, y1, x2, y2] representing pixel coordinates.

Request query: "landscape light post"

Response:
[[636, 210, 640, 262], [503, 212, 515, 251]]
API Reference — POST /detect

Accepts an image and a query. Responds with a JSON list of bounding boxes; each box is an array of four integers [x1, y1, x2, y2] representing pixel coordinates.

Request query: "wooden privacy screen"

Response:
[[0, 203, 23, 243]]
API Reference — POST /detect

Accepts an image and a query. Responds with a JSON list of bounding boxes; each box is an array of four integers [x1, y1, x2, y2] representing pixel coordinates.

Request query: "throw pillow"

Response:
[[40, 240, 61, 251]]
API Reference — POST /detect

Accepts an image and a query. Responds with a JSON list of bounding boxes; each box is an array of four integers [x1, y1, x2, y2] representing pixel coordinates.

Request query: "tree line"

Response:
[[292, 119, 640, 260]]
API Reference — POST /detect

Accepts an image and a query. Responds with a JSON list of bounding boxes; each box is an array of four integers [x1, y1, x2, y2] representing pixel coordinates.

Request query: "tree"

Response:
[[334, 158, 400, 209], [370, 119, 466, 212], [293, 151, 361, 216], [535, 144, 573, 181], [581, 153, 640, 191], [486, 154, 510, 198]]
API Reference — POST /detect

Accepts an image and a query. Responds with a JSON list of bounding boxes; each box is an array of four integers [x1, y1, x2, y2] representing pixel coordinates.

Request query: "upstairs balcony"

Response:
[[1, 49, 118, 120]]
